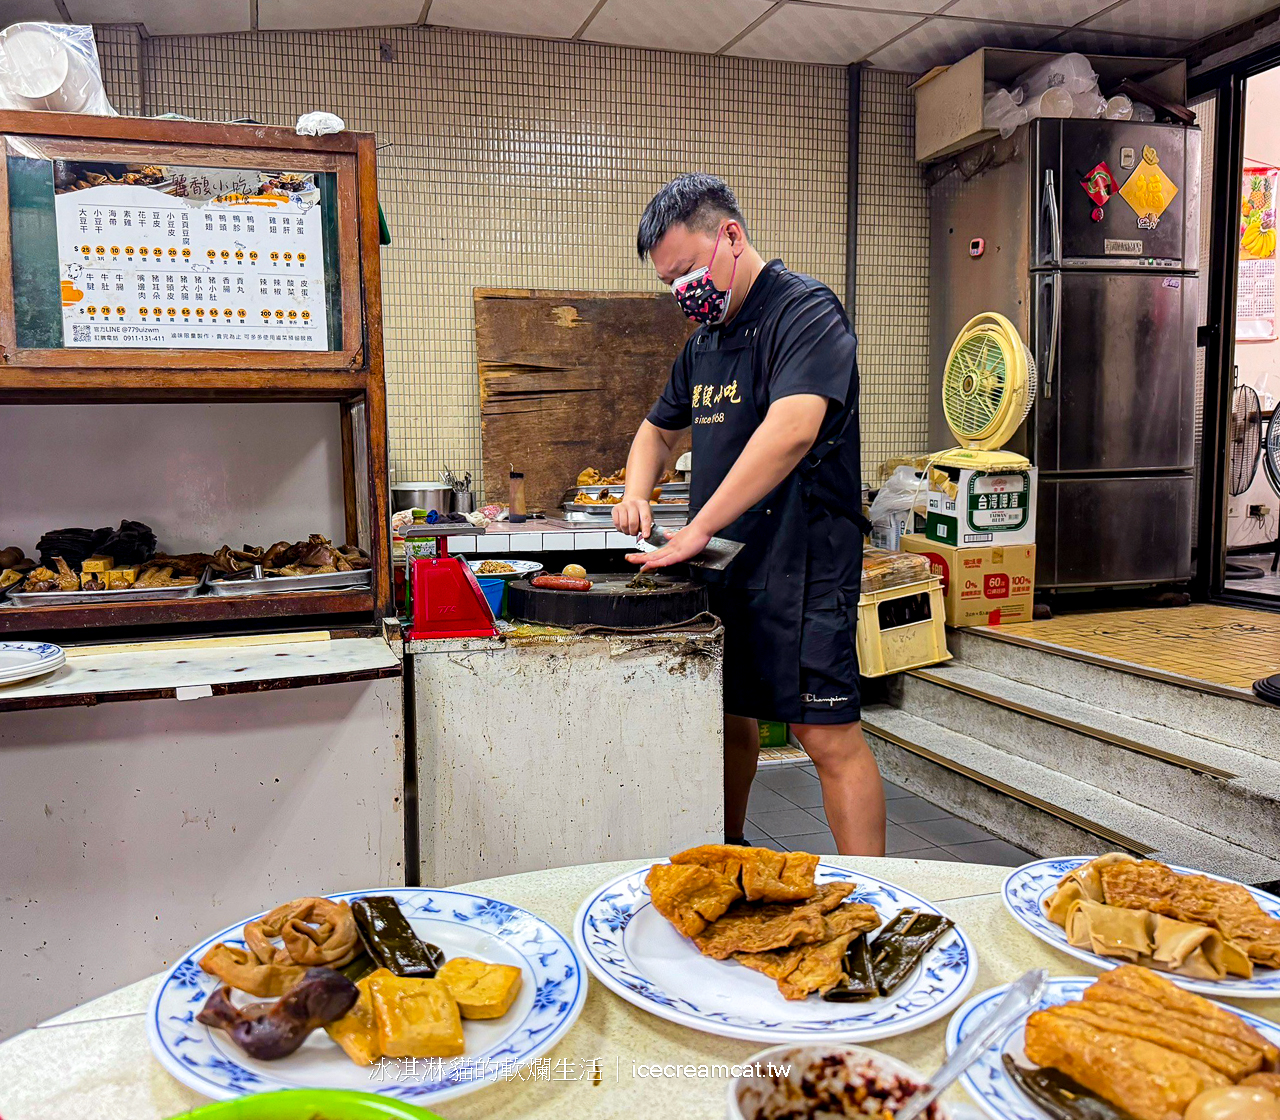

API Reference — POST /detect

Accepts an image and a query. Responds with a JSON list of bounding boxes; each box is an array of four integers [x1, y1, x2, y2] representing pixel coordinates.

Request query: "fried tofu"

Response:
[[1088, 965, 1279, 1067], [367, 974, 464, 1059], [671, 844, 819, 903], [437, 957, 522, 1020], [646, 862, 743, 938], [691, 882, 856, 959], [1101, 860, 1280, 968], [1025, 1009, 1230, 1120], [325, 967, 391, 1065], [733, 902, 882, 1000]]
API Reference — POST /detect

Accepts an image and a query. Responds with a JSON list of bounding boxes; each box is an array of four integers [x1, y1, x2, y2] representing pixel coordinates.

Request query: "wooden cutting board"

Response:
[[475, 288, 693, 511], [506, 573, 707, 629]]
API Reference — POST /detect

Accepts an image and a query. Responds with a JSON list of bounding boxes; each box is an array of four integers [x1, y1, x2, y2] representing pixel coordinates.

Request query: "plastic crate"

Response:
[[856, 576, 952, 678]]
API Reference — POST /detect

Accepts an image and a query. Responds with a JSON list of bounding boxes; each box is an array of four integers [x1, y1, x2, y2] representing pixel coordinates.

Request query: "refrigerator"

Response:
[[928, 119, 1201, 590]]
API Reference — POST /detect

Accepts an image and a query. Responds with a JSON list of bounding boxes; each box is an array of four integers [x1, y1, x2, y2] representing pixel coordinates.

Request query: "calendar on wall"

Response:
[[52, 163, 331, 351]]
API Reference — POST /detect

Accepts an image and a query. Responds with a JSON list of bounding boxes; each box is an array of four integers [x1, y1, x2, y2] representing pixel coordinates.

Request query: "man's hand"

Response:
[[612, 496, 653, 539], [626, 522, 712, 570]]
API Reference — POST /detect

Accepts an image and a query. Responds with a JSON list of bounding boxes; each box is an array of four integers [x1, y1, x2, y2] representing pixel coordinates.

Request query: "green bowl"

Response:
[[172, 1089, 447, 1120]]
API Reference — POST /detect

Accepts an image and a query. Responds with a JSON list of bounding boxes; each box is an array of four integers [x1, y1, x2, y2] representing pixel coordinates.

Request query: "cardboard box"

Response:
[[901, 535, 1035, 627], [926, 466, 1037, 547], [871, 510, 915, 551], [911, 48, 1186, 164]]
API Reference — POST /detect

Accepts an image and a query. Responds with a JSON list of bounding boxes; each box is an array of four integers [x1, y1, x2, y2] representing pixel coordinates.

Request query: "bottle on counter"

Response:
[[509, 467, 527, 524]]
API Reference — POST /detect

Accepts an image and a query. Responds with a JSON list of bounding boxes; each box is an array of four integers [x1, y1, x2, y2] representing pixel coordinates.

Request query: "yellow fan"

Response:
[[937, 312, 1034, 471]]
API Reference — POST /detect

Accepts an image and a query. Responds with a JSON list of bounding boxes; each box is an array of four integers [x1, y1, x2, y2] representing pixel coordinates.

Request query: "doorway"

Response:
[[1223, 65, 1280, 598]]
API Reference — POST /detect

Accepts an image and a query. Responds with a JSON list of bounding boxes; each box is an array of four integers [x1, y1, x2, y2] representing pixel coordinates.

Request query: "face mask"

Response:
[[671, 227, 738, 325]]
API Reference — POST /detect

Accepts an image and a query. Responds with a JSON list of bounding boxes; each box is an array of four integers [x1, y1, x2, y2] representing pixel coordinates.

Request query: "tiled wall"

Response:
[[95, 26, 930, 492], [856, 69, 931, 478]]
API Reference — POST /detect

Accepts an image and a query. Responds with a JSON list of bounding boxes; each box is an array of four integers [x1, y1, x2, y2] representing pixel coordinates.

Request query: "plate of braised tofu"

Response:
[[948, 967, 1280, 1120], [574, 845, 977, 1043], [148, 889, 587, 1106]]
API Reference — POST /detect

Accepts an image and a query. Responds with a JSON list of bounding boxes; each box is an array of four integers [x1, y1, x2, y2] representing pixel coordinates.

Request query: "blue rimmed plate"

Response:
[[148, 887, 587, 1106], [1002, 857, 1280, 997], [574, 862, 977, 1043], [946, 975, 1280, 1120]]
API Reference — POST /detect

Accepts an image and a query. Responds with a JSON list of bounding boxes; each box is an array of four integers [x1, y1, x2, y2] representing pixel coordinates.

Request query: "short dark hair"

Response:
[[636, 173, 747, 260]]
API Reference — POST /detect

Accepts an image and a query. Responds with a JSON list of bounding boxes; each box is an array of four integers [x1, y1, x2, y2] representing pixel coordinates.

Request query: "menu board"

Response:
[[53, 163, 330, 350], [1238, 166, 1278, 342]]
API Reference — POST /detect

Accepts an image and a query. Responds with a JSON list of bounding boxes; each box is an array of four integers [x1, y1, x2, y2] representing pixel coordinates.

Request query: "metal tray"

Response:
[[561, 509, 688, 524], [206, 567, 372, 596], [6, 568, 207, 606], [562, 501, 689, 514]]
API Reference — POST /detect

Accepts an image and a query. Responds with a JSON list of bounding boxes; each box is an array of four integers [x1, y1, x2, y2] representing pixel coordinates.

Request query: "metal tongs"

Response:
[[895, 968, 1047, 1120]]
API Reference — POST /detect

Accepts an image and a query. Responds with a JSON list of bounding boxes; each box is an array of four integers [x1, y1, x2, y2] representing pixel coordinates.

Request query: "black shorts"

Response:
[[710, 583, 862, 726]]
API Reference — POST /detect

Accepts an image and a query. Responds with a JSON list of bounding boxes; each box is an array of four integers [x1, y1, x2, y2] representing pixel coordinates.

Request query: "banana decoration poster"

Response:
[[1239, 165, 1279, 341], [54, 162, 330, 350]]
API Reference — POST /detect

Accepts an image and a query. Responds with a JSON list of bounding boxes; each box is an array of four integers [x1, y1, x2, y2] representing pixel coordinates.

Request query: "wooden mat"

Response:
[[976, 605, 1280, 690], [475, 287, 692, 511]]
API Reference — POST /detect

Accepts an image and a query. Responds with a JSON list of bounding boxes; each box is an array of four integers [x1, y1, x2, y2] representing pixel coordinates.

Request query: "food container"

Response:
[[207, 567, 372, 596], [173, 1088, 446, 1119], [728, 1044, 952, 1120], [6, 568, 207, 606], [391, 481, 453, 516], [477, 576, 505, 618]]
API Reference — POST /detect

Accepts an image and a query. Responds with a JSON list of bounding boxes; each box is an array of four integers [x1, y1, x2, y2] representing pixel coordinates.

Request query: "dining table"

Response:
[[4, 854, 1271, 1120]]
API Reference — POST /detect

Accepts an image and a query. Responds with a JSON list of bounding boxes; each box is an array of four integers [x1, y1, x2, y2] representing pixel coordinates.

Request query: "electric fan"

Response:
[[935, 311, 1036, 472], [1265, 409, 1280, 574], [1229, 383, 1263, 496]]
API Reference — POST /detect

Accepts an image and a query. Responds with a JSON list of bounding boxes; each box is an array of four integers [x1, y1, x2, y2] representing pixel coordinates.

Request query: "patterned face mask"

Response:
[[671, 227, 738, 325]]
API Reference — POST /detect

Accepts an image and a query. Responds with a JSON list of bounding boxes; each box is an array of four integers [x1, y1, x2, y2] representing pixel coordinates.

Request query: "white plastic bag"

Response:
[[0, 23, 114, 115], [296, 111, 345, 136], [869, 466, 928, 548]]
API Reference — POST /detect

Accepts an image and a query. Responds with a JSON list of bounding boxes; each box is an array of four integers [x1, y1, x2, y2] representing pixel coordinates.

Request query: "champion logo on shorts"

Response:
[[801, 693, 852, 705]]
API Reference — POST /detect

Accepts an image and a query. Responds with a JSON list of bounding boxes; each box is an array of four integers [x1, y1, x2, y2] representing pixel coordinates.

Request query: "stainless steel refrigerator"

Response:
[[928, 119, 1201, 590]]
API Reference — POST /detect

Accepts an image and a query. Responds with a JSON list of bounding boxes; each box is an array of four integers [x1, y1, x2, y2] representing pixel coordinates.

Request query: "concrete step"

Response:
[[895, 663, 1280, 856], [950, 628, 1280, 753], [862, 705, 1280, 884]]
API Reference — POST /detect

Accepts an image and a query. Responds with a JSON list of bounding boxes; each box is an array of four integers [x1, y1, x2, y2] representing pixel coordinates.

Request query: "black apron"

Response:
[[687, 316, 870, 724]]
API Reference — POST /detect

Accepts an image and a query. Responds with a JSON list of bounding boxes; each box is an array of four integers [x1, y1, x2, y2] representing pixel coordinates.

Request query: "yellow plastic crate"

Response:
[[857, 576, 952, 678]]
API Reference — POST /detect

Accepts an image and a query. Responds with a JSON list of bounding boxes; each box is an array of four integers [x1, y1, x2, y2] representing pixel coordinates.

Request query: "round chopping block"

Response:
[[506, 573, 708, 628]]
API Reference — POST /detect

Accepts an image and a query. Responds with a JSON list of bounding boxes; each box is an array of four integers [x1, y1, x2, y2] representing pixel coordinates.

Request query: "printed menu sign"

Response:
[[54, 163, 329, 350]]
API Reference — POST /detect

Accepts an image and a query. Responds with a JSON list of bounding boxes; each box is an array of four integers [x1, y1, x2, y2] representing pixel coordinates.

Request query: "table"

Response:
[[4, 856, 1273, 1120]]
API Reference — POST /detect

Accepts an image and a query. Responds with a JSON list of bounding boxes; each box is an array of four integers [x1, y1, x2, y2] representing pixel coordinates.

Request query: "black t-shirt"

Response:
[[648, 259, 858, 443], [648, 259, 862, 595]]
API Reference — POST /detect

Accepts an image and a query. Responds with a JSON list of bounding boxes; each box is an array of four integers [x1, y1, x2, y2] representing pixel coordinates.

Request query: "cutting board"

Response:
[[506, 573, 707, 629], [475, 288, 693, 511]]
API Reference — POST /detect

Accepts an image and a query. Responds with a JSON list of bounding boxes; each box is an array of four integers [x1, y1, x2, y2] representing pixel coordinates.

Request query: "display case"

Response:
[[0, 111, 391, 637]]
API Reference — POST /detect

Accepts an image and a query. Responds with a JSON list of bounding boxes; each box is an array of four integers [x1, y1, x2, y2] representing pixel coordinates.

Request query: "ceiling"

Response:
[[15, 0, 1280, 68]]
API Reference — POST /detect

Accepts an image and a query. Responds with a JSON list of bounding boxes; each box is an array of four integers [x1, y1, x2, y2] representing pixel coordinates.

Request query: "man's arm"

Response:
[[631, 394, 827, 568], [613, 419, 685, 538]]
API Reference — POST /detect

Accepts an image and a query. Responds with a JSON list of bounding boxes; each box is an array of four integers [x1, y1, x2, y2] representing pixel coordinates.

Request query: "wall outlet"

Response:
[[1249, 503, 1272, 518]]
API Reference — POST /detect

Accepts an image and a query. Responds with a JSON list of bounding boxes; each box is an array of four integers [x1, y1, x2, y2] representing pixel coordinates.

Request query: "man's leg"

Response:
[[724, 713, 760, 842], [791, 721, 885, 855]]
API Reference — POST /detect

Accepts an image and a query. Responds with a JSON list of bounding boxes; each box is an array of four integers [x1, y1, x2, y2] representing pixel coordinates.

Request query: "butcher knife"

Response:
[[635, 525, 745, 571]]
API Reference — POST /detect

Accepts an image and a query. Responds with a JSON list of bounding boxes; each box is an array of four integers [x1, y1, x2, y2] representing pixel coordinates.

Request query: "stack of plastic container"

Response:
[[982, 53, 1154, 138]]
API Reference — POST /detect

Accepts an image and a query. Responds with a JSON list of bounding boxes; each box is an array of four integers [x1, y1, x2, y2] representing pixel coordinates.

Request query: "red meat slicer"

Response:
[[405, 529, 498, 640]]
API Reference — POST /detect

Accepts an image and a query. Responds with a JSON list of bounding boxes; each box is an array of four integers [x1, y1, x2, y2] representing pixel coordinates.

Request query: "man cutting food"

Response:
[[614, 173, 885, 856]]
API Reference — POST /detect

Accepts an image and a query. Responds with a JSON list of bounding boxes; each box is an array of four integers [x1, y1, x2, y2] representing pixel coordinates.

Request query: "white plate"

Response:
[[1002, 856, 1280, 997], [946, 974, 1280, 1120], [0, 641, 65, 685], [466, 559, 543, 581], [575, 862, 977, 1043], [148, 887, 588, 1106]]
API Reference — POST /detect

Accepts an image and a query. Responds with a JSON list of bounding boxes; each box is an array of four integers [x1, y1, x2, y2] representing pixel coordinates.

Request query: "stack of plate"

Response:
[[0, 640, 66, 686]]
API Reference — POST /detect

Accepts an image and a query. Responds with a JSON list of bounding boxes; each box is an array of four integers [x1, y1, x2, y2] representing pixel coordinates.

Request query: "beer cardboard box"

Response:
[[901, 535, 1035, 626], [925, 466, 1037, 547]]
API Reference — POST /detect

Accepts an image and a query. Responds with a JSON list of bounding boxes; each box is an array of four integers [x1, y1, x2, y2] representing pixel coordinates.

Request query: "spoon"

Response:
[[895, 967, 1048, 1120]]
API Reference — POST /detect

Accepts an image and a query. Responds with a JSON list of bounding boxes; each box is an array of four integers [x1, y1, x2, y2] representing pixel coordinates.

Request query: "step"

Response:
[[950, 628, 1280, 754], [861, 705, 1280, 884], [895, 663, 1280, 856]]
